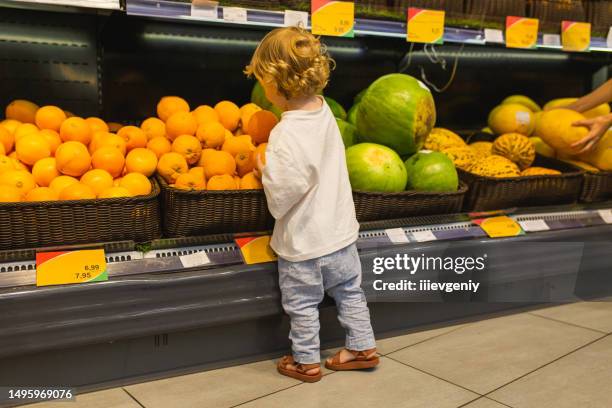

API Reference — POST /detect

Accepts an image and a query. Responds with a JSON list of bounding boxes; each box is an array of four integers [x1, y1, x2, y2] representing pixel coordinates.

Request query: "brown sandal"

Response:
[[325, 348, 379, 371], [277, 355, 322, 383]]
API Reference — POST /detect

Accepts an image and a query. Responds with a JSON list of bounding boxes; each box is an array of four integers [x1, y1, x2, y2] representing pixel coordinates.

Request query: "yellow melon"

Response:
[[535, 109, 588, 155], [488, 103, 535, 136]]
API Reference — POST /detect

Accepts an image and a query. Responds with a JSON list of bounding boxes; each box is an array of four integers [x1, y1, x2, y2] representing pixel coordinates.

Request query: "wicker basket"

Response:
[[580, 171, 612, 202], [0, 179, 162, 250], [460, 155, 584, 211], [353, 182, 468, 222], [158, 176, 274, 237]]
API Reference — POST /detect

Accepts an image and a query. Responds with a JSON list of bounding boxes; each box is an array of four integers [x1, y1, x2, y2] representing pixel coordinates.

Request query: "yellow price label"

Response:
[[562, 21, 590, 52], [506, 16, 539, 49], [311, 0, 354, 38], [476, 216, 523, 238], [407, 8, 445, 44], [235, 236, 277, 264], [36, 249, 107, 287]]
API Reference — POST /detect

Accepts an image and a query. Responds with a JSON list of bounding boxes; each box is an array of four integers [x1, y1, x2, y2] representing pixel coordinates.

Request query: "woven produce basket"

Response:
[[580, 171, 612, 202], [0, 179, 161, 250], [158, 176, 274, 237], [353, 182, 468, 222]]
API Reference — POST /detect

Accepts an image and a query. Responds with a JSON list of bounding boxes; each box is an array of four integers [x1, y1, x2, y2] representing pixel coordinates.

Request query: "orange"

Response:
[[55, 141, 91, 177], [39, 129, 61, 155], [25, 187, 58, 202], [192, 105, 219, 126], [120, 172, 152, 196], [141, 117, 166, 140], [0, 125, 13, 154], [35, 105, 66, 131], [16, 133, 51, 165], [91, 146, 125, 178], [253, 143, 267, 178], [1, 119, 21, 135], [222, 135, 255, 157], [118, 126, 147, 152], [98, 186, 133, 199], [107, 122, 123, 132], [5, 99, 39, 124], [146, 136, 172, 158], [196, 121, 225, 148], [0, 185, 23, 202], [49, 175, 79, 194], [96, 133, 126, 155], [240, 172, 263, 189], [198, 148, 217, 167], [81, 169, 114, 196], [113, 177, 122, 187], [174, 173, 206, 190], [157, 96, 190, 121], [240, 103, 262, 129], [59, 117, 92, 145], [207, 174, 237, 190], [85, 117, 109, 134], [88, 131, 107, 153], [11, 157, 28, 171], [157, 152, 188, 183], [202, 150, 236, 179], [0, 170, 36, 197], [32, 157, 59, 187], [14, 123, 39, 142], [0, 143, 4, 156], [235, 151, 255, 177], [59, 182, 96, 201], [214, 101, 241, 131], [188, 166, 206, 184], [165, 111, 198, 140], [247, 110, 278, 144], [172, 135, 202, 165], [234, 175, 241, 189], [125, 147, 158, 176], [0, 155, 15, 175], [225, 130, 233, 141]]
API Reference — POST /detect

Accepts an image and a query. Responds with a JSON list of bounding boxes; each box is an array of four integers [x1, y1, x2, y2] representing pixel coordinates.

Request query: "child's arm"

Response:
[[563, 79, 612, 113], [262, 145, 312, 219]]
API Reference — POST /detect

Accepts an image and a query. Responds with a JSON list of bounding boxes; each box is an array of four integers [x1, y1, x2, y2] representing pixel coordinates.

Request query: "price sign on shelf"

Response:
[[285, 10, 309, 28], [191, 0, 218, 19], [311, 0, 354, 38], [407, 8, 445, 44], [562, 21, 591, 52], [506, 16, 539, 49], [36, 249, 107, 287], [385, 228, 410, 244], [235, 236, 277, 264], [475, 216, 523, 238]]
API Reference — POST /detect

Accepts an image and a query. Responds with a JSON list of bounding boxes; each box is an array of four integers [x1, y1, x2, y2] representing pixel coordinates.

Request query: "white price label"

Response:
[[519, 219, 550, 232], [411, 230, 437, 242], [385, 228, 410, 244], [179, 251, 211, 268], [223, 7, 248, 23], [543, 34, 561, 46], [484, 29, 504, 44], [607, 27, 612, 49], [284, 10, 309, 28], [598, 209, 612, 224], [191, 0, 218, 19]]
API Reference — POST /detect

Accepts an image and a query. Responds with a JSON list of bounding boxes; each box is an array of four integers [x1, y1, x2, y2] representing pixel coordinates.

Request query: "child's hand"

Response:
[[571, 115, 612, 153]]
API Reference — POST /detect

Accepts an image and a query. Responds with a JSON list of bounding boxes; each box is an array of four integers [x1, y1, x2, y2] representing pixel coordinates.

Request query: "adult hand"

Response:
[[571, 115, 612, 153]]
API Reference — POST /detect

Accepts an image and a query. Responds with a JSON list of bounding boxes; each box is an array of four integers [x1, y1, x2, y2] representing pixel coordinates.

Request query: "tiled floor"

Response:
[[24, 302, 612, 408]]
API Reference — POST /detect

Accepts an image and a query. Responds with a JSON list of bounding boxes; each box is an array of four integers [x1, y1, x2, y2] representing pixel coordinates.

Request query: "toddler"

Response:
[[245, 26, 377, 383]]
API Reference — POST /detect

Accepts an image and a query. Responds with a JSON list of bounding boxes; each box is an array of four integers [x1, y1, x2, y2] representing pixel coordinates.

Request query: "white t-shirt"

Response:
[[262, 97, 359, 262]]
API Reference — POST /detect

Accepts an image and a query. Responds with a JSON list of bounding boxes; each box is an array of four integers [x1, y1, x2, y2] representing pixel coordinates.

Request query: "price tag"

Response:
[[285, 10, 309, 28], [311, 0, 354, 38], [543, 34, 561, 46], [36, 249, 107, 287], [411, 230, 437, 243], [519, 219, 550, 232], [180, 251, 211, 268], [506, 16, 539, 49], [484, 28, 504, 44], [407, 8, 445, 44], [385, 228, 410, 244], [562, 21, 591, 52], [477, 216, 523, 238], [598, 209, 612, 224], [191, 0, 218, 19], [607, 27, 612, 49], [235, 236, 277, 264], [223, 7, 247, 23]]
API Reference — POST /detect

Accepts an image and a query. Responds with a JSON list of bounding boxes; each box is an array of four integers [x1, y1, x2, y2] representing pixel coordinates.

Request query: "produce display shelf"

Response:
[[125, 0, 612, 52]]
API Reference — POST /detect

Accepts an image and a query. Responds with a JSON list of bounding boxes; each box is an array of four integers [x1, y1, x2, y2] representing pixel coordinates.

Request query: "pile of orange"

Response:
[[152, 96, 275, 191], [0, 99, 154, 203]]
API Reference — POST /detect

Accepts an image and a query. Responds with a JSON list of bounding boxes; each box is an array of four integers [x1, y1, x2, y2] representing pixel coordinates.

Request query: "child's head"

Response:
[[245, 26, 334, 107]]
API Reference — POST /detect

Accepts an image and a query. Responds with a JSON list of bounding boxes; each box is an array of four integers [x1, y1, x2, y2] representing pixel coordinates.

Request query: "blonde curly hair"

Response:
[[245, 26, 334, 99]]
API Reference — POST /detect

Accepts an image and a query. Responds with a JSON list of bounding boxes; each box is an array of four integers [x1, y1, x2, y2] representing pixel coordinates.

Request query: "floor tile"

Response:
[[461, 397, 510, 408], [490, 335, 612, 408], [531, 302, 612, 333], [387, 313, 601, 394], [240, 357, 478, 408], [124, 359, 300, 408], [376, 323, 467, 355], [21, 388, 140, 408]]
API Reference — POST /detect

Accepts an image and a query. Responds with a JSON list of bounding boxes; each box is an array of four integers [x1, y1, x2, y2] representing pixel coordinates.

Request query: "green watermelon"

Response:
[[345, 143, 407, 192], [251, 81, 282, 118], [325, 97, 347, 120], [357, 74, 436, 156], [336, 118, 357, 148], [354, 88, 367, 105], [404, 151, 458, 192], [347, 104, 359, 125]]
